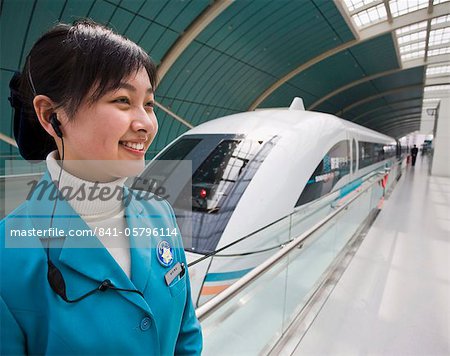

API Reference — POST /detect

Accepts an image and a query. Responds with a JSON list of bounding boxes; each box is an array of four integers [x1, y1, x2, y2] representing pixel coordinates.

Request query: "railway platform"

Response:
[[277, 156, 450, 355]]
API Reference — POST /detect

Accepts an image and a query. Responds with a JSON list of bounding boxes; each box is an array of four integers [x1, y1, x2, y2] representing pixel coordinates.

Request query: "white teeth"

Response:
[[121, 141, 144, 150]]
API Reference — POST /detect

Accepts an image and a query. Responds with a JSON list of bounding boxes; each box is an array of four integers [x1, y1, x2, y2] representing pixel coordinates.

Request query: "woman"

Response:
[[1, 20, 202, 355]]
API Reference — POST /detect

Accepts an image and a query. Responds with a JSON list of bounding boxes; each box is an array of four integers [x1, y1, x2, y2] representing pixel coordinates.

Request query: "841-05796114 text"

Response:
[[10, 227, 179, 238]]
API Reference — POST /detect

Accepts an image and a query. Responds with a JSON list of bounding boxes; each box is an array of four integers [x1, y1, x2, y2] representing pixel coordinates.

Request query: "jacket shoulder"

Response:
[[0, 201, 30, 235]]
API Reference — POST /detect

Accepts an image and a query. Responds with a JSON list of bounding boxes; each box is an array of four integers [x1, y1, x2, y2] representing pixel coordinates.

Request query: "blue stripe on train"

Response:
[[338, 178, 363, 199], [205, 268, 254, 282]]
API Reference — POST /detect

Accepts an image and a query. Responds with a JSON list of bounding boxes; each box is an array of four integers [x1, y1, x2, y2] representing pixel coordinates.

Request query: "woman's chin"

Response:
[[106, 159, 146, 179]]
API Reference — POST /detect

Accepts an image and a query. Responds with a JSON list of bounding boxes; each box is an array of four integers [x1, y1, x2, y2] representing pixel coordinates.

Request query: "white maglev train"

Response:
[[134, 98, 399, 307]]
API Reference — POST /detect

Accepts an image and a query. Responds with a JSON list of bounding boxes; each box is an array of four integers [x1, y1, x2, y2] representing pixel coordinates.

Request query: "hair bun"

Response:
[[8, 72, 23, 108], [9, 72, 56, 162]]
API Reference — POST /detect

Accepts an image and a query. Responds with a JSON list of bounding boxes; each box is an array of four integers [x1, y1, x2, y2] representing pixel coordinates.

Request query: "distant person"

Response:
[[411, 145, 419, 166]]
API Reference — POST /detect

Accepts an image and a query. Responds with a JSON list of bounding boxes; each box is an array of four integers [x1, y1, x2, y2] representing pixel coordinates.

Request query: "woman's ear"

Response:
[[33, 95, 59, 138]]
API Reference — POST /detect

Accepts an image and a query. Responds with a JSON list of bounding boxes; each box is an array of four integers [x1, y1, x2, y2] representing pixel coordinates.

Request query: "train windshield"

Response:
[[157, 138, 202, 160], [132, 134, 277, 253], [191, 139, 257, 213]]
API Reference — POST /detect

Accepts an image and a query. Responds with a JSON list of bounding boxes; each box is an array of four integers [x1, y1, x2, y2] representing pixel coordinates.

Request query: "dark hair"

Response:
[[10, 19, 157, 161]]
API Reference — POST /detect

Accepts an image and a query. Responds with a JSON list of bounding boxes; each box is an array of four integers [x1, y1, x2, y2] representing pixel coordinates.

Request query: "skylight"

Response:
[[431, 15, 450, 26], [397, 30, 427, 45], [424, 84, 450, 91], [343, 0, 381, 13], [399, 41, 426, 53], [401, 50, 425, 61], [433, 0, 450, 4], [427, 46, 450, 56], [396, 21, 427, 35], [352, 3, 387, 27], [428, 27, 450, 46], [389, 0, 429, 18], [342, 0, 450, 69], [426, 65, 450, 75]]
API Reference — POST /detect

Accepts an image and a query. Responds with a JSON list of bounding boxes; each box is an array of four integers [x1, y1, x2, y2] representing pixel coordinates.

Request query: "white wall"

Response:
[[420, 108, 436, 135], [431, 97, 450, 177]]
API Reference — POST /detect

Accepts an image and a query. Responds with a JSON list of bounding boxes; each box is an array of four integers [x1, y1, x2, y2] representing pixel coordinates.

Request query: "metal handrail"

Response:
[[196, 170, 386, 320], [0, 172, 45, 180]]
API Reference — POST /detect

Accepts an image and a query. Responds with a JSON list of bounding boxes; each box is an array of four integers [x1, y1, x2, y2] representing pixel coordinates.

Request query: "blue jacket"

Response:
[[0, 172, 202, 355]]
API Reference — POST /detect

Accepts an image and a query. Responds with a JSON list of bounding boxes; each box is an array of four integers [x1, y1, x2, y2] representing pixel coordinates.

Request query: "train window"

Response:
[[295, 140, 350, 207], [131, 138, 202, 193], [192, 139, 260, 213], [358, 141, 396, 168], [133, 134, 278, 254], [352, 139, 357, 173], [374, 143, 385, 162], [156, 138, 202, 160], [384, 144, 396, 159], [186, 136, 278, 253], [359, 141, 375, 168]]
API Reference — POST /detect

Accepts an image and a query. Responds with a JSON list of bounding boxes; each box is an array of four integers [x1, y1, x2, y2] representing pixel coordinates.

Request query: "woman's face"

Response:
[[57, 67, 158, 180]]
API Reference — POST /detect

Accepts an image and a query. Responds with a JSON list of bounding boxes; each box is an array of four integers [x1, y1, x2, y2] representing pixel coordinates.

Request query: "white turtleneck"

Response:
[[46, 151, 131, 278]]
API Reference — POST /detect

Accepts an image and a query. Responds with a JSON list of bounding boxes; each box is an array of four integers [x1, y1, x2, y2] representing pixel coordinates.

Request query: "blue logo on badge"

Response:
[[157, 240, 174, 267]]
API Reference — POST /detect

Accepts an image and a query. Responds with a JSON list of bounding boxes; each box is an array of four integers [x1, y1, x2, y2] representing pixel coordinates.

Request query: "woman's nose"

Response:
[[131, 109, 157, 136]]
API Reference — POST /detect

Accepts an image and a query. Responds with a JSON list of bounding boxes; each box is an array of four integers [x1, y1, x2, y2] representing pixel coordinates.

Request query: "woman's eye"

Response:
[[145, 101, 155, 109], [114, 97, 130, 104]]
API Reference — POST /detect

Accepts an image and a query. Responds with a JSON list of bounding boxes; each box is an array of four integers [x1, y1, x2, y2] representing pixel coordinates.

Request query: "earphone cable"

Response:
[[47, 136, 64, 257]]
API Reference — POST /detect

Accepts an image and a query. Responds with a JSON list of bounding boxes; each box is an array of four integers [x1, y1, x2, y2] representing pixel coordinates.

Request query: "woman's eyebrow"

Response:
[[117, 82, 153, 94]]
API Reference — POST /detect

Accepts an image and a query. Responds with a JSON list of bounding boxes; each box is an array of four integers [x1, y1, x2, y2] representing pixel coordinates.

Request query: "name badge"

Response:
[[164, 262, 185, 286]]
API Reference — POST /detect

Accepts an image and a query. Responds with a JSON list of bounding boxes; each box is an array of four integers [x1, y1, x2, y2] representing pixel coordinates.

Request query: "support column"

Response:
[[431, 97, 450, 177]]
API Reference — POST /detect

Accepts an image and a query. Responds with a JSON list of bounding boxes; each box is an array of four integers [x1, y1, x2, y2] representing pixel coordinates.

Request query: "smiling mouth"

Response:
[[119, 141, 145, 152]]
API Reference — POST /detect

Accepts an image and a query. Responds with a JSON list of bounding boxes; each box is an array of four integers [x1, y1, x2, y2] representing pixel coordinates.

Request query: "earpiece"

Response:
[[50, 113, 63, 138]]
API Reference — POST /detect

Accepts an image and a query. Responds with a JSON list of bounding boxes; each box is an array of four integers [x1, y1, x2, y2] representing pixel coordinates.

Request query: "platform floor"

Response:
[[293, 156, 450, 356]]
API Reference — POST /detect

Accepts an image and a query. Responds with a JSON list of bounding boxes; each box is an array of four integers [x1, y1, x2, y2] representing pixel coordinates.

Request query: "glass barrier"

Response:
[[198, 173, 386, 355], [189, 169, 384, 307], [0, 157, 46, 176], [191, 213, 292, 307]]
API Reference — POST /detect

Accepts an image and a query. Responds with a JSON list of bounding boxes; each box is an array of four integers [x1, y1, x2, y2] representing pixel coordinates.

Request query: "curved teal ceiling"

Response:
[[1, 0, 447, 161]]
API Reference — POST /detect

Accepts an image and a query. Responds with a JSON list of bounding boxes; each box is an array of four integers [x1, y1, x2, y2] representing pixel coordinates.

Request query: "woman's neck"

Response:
[[46, 151, 128, 217]]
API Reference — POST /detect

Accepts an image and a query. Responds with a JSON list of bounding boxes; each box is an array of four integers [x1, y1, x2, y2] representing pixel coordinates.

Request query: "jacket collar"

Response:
[[125, 191, 152, 293]]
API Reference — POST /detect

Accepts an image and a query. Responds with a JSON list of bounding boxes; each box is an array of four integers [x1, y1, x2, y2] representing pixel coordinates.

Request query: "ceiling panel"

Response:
[[354, 98, 424, 123], [263, 33, 401, 112], [159, 0, 355, 125]]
